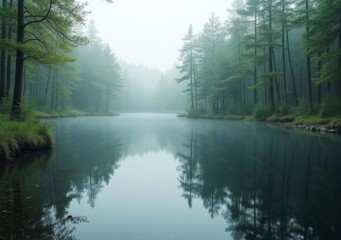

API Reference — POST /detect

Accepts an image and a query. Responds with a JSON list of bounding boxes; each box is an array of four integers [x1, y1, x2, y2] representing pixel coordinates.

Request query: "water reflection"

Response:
[[177, 125, 341, 240], [0, 115, 340, 239], [0, 150, 88, 239], [0, 118, 122, 239]]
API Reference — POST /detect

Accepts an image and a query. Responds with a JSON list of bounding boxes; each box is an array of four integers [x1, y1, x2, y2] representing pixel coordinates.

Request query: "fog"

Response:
[[86, 0, 232, 71], [111, 63, 187, 112]]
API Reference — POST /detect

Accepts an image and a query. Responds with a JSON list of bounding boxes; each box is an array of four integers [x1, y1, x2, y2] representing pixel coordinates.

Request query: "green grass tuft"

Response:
[[0, 116, 53, 161]]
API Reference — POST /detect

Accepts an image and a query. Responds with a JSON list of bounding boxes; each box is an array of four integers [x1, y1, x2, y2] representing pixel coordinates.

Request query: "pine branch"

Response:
[[24, 0, 54, 28]]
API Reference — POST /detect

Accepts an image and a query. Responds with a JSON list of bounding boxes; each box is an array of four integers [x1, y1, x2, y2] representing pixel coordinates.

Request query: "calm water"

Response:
[[1, 113, 341, 239]]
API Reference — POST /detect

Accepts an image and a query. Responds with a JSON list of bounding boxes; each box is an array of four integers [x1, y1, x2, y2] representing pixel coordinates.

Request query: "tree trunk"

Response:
[[190, 65, 194, 110], [305, 0, 313, 111], [282, 0, 288, 104], [285, 21, 298, 105], [273, 50, 281, 103], [0, 0, 7, 103], [10, 0, 25, 120], [51, 71, 55, 111], [194, 68, 198, 109], [268, 1, 275, 112], [44, 68, 51, 105], [189, 42, 195, 110], [337, 12, 341, 97], [6, 0, 12, 98], [317, 53, 322, 104], [254, 11, 258, 105]]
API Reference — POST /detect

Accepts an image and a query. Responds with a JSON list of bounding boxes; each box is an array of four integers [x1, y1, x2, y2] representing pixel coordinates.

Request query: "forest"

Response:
[[0, 1, 122, 119], [177, 0, 341, 120], [0, 1, 341, 239], [1, 0, 341, 121]]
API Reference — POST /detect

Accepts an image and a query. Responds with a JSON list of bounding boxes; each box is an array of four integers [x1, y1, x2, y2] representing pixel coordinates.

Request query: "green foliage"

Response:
[[253, 104, 270, 120], [0, 97, 12, 115], [186, 108, 206, 118], [0, 93, 36, 121], [295, 97, 311, 116], [319, 96, 341, 118], [176, 25, 200, 109], [225, 103, 253, 115], [277, 102, 291, 116], [71, 22, 122, 112], [0, 120, 53, 160]]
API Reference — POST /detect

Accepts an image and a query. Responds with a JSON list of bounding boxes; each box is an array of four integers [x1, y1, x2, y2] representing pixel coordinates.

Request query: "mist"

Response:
[[1, 0, 341, 239], [86, 0, 232, 71], [111, 62, 187, 112]]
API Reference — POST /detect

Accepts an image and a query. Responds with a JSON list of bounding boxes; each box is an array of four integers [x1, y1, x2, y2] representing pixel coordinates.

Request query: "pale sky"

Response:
[[86, 0, 233, 71]]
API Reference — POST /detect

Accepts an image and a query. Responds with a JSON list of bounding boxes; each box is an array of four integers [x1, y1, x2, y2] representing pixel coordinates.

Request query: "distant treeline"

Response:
[[112, 63, 187, 113], [177, 0, 341, 117]]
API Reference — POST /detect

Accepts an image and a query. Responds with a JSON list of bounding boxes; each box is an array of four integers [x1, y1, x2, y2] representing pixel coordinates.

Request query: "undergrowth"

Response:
[[0, 119, 53, 160]]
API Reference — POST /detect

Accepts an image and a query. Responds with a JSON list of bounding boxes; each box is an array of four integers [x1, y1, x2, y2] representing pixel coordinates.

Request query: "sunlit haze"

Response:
[[86, 0, 233, 71]]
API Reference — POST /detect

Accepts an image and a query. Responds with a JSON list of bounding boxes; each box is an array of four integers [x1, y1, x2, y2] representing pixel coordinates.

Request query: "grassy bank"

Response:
[[0, 115, 53, 161], [0, 108, 118, 161], [177, 112, 341, 134], [34, 110, 119, 119]]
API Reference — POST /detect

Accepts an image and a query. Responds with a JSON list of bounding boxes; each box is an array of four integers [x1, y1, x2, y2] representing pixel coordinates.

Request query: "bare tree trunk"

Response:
[[10, 0, 25, 120], [44, 68, 51, 105], [282, 0, 288, 104], [193, 68, 198, 109], [273, 50, 281, 103], [6, 7, 12, 97], [268, 1, 275, 112], [285, 21, 298, 105], [51, 71, 55, 111], [337, 12, 341, 97], [317, 53, 322, 104], [254, 12, 258, 105], [0, 0, 7, 103], [305, 0, 313, 111]]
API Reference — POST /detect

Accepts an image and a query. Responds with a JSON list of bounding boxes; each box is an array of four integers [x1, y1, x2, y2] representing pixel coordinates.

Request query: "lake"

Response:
[[1, 113, 340, 239]]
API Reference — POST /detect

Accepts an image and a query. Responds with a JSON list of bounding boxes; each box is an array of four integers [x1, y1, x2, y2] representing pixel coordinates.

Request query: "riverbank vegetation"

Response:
[[176, 0, 341, 122], [0, 1, 123, 159], [0, 115, 52, 161], [0, 1, 122, 121]]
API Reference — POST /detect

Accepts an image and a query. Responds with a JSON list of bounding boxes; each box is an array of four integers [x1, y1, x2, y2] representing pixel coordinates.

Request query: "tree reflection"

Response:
[[177, 125, 341, 239], [177, 130, 200, 208], [0, 119, 122, 239], [0, 151, 86, 240]]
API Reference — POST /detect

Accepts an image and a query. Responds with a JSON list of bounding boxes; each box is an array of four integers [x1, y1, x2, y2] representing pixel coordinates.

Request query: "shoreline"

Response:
[[0, 111, 119, 162], [177, 113, 341, 135], [2, 112, 339, 162], [0, 119, 53, 162], [34, 111, 119, 119]]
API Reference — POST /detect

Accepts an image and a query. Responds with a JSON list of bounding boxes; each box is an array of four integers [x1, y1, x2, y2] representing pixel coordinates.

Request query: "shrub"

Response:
[[277, 102, 290, 116], [186, 108, 206, 118], [295, 98, 311, 116], [319, 96, 341, 118], [254, 104, 270, 120], [0, 95, 12, 114]]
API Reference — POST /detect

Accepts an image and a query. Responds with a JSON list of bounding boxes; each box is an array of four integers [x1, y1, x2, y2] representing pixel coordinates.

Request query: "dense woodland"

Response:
[[177, 0, 341, 118], [1, 0, 341, 120], [0, 0, 122, 119]]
